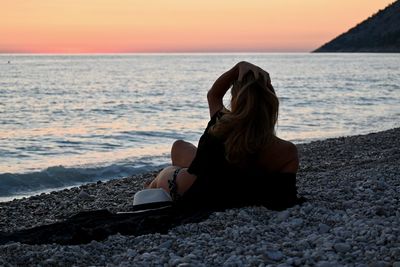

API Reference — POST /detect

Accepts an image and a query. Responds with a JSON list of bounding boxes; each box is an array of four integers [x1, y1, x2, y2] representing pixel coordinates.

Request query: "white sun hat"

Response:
[[133, 188, 172, 206]]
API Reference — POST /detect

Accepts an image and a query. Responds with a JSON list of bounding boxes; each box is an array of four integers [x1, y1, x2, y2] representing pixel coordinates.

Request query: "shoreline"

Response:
[[0, 167, 164, 204], [1, 126, 396, 203], [0, 127, 399, 266]]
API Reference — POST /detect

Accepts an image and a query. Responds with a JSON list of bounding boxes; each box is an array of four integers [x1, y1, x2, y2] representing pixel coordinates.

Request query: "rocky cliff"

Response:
[[314, 1, 400, 52]]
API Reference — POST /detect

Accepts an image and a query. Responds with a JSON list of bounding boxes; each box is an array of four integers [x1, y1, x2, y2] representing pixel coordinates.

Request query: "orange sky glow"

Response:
[[0, 0, 395, 53]]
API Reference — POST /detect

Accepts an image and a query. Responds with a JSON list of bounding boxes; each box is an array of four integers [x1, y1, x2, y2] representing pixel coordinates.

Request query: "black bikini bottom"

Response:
[[168, 167, 182, 201]]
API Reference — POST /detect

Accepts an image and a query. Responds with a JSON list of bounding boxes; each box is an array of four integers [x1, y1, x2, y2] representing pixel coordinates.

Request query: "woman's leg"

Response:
[[171, 140, 197, 167], [146, 139, 197, 191], [147, 166, 196, 196]]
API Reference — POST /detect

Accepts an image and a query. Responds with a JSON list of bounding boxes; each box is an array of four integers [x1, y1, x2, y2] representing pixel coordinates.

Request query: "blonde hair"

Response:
[[209, 71, 279, 164]]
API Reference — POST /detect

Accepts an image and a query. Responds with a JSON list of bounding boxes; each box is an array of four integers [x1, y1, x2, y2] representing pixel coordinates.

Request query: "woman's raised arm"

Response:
[[207, 62, 271, 118], [207, 64, 239, 118]]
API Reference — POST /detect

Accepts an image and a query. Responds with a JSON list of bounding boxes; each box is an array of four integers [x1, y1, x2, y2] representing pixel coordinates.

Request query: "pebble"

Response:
[[126, 249, 137, 258], [333, 243, 351, 253], [316, 261, 338, 267], [159, 240, 173, 249], [266, 250, 284, 261], [77, 190, 92, 200], [318, 223, 330, 234], [276, 210, 290, 221], [368, 261, 390, 267], [290, 218, 303, 227], [0, 128, 399, 266]]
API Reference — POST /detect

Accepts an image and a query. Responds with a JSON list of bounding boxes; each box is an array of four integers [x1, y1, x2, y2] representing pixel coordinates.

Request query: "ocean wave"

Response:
[[0, 163, 165, 198]]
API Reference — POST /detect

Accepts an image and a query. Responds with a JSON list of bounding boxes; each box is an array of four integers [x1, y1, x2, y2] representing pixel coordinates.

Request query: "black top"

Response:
[[181, 111, 302, 211]]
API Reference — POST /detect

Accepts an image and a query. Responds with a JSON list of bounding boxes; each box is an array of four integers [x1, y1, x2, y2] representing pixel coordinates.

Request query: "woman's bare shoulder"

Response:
[[258, 137, 299, 173], [276, 137, 298, 158]]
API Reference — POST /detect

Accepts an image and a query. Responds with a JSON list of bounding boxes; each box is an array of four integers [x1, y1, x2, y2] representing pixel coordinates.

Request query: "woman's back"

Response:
[[256, 136, 299, 174], [182, 111, 301, 210]]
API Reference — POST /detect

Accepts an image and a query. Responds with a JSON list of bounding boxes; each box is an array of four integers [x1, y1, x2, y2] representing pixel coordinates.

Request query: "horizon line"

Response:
[[0, 51, 314, 56]]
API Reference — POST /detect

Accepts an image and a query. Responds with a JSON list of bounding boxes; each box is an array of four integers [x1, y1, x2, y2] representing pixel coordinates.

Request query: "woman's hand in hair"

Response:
[[237, 61, 272, 91], [237, 61, 270, 82]]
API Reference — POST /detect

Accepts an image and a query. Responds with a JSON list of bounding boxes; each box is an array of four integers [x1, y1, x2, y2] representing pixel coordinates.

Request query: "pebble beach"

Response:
[[0, 128, 399, 266]]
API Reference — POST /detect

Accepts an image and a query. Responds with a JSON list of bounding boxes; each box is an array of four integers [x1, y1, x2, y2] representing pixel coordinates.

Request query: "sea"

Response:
[[0, 53, 399, 201]]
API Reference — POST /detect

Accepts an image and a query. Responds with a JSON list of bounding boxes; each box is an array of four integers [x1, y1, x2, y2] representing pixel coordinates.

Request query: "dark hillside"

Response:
[[314, 1, 400, 52]]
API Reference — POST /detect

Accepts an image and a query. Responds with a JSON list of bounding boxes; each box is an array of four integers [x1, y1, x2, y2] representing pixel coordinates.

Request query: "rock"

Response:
[[302, 204, 313, 213], [159, 240, 173, 249], [277, 210, 290, 221], [374, 206, 386, 216], [126, 249, 137, 258], [266, 250, 284, 261], [316, 261, 337, 267], [333, 243, 351, 253], [368, 261, 389, 267], [77, 190, 92, 200], [169, 256, 183, 266], [224, 255, 238, 265], [290, 218, 303, 227], [44, 258, 56, 264], [318, 223, 330, 234]]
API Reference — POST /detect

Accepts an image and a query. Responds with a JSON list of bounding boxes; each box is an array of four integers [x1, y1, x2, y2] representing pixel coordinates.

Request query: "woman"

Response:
[[148, 61, 301, 210]]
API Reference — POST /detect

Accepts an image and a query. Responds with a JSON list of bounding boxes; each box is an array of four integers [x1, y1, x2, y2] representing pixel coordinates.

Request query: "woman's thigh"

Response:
[[171, 140, 197, 167], [153, 166, 197, 196]]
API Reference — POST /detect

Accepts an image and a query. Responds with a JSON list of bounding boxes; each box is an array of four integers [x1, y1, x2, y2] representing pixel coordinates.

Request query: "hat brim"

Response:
[[133, 188, 173, 206]]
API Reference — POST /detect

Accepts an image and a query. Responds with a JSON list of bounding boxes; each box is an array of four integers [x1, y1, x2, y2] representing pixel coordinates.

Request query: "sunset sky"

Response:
[[0, 0, 395, 53]]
